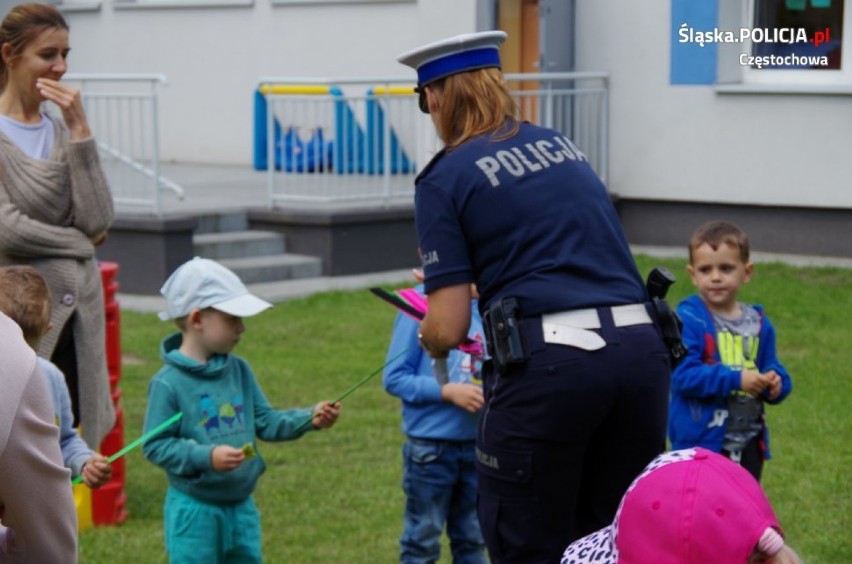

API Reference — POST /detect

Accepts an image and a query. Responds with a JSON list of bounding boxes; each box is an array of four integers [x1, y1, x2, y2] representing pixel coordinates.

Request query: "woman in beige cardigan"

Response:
[[0, 3, 114, 448]]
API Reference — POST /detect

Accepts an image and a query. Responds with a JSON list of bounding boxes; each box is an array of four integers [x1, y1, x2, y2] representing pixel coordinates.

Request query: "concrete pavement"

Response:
[[118, 267, 418, 313]]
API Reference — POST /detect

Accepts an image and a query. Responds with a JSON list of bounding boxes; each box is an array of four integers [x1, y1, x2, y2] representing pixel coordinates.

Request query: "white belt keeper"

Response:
[[612, 304, 653, 327], [541, 304, 652, 351]]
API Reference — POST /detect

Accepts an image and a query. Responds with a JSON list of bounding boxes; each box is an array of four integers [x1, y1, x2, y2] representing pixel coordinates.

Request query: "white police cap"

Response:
[[397, 30, 507, 86]]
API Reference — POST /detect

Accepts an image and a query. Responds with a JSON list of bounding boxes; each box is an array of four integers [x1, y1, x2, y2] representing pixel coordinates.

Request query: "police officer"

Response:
[[398, 31, 672, 563]]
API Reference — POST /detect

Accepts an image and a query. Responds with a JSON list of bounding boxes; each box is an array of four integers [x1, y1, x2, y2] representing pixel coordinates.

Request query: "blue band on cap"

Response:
[[417, 47, 501, 86]]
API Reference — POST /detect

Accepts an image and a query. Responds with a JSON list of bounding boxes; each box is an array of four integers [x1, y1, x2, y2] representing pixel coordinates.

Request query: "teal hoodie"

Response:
[[142, 332, 314, 504]]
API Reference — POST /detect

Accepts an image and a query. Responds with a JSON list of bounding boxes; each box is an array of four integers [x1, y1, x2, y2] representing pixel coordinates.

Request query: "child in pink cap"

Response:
[[561, 447, 802, 563]]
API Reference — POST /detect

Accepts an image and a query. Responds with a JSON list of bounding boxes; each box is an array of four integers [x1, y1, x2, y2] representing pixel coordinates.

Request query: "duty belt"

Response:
[[483, 298, 655, 375], [541, 304, 652, 351]]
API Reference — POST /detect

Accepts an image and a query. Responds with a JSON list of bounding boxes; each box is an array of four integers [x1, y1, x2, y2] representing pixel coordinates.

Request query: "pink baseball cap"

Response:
[[562, 448, 783, 563]]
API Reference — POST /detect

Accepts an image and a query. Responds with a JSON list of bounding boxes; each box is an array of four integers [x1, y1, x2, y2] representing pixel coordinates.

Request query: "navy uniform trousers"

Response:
[[475, 306, 671, 564]]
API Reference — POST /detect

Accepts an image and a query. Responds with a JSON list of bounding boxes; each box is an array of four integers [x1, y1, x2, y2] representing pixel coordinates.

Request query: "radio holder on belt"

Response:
[[646, 266, 687, 368]]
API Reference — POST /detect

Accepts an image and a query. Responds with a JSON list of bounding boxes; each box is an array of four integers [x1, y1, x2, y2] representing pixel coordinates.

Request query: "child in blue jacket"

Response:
[[669, 221, 792, 481], [0, 265, 112, 488], [383, 283, 488, 564]]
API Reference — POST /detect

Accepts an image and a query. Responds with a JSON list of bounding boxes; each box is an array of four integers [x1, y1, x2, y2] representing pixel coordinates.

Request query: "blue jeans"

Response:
[[400, 438, 487, 564]]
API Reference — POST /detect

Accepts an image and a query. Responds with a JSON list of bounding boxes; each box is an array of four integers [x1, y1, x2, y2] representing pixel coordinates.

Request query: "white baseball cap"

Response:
[[158, 257, 272, 321]]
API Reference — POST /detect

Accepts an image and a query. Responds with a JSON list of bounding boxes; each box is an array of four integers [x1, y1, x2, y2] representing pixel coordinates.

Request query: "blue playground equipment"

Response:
[[253, 85, 339, 172], [254, 84, 413, 174], [365, 86, 416, 175], [330, 86, 365, 174], [274, 123, 332, 173]]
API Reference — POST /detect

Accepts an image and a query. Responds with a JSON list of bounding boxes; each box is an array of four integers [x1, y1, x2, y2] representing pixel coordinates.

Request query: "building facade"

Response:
[[49, 0, 852, 257]]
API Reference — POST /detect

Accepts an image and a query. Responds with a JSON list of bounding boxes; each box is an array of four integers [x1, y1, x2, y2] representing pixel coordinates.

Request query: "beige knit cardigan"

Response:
[[0, 114, 115, 448]]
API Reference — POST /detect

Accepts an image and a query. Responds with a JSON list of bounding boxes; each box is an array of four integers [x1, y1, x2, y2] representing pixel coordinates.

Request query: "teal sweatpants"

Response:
[[164, 487, 262, 563]]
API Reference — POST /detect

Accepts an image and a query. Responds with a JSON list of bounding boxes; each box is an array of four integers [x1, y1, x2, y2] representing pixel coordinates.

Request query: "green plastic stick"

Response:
[[72, 411, 183, 486], [295, 348, 408, 432]]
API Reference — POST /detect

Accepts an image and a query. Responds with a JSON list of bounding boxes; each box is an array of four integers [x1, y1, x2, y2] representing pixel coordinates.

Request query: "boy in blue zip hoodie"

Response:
[[383, 277, 487, 564], [669, 221, 792, 481], [143, 257, 340, 563]]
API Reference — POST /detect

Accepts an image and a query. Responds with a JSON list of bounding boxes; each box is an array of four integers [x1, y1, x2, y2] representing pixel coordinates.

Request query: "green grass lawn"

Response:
[[78, 255, 852, 563]]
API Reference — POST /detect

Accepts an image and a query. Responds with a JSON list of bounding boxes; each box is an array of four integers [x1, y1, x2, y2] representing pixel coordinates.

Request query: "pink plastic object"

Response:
[[396, 288, 428, 315], [396, 288, 484, 358]]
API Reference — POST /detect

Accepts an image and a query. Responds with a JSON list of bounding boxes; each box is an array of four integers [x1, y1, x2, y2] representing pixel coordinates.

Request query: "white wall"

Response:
[[60, 1, 852, 208], [576, 2, 852, 209], [63, 0, 477, 164]]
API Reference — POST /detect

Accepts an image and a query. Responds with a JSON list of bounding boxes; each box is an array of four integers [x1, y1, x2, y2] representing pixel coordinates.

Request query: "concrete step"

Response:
[[195, 212, 249, 235], [218, 254, 323, 284], [194, 230, 286, 260]]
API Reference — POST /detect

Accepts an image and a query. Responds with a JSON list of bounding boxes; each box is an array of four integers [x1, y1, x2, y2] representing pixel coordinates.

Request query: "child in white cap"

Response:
[[142, 257, 340, 563]]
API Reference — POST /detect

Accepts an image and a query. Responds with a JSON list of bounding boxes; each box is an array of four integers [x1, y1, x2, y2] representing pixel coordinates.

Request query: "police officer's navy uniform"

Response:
[[400, 31, 671, 564]]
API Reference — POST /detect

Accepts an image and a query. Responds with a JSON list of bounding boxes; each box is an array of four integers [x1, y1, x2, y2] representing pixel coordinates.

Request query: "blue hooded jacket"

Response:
[[668, 295, 792, 458]]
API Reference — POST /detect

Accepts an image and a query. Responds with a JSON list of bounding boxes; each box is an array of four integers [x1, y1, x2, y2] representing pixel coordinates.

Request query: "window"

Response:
[[57, 0, 252, 9], [752, 0, 843, 69], [743, 0, 850, 85], [55, 0, 103, 11]]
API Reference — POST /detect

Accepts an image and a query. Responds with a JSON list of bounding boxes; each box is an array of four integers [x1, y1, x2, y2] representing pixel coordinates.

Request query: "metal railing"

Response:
[[506, 72, 610, 185], [60, 73, 183, 216], [256, 72, 608, 207]]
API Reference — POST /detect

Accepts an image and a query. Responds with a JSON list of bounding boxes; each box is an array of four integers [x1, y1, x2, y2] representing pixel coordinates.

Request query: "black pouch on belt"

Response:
[[647, 267, 687, 368], [483, 297, 529, 375]]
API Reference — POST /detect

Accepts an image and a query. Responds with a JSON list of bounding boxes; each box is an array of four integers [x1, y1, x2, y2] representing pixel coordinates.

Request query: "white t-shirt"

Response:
[[0, 113, 55, 159]]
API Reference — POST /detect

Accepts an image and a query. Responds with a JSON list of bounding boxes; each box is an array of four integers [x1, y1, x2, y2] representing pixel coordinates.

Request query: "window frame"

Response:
[[112, 0, 253, 9], [717, 0, 851, 92], [55, 0, 103, 11], [743, 0, 850, 85]]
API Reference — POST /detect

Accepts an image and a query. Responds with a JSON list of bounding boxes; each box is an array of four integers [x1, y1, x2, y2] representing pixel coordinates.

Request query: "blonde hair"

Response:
[[432, 67, 519, 150], [0, 265, 51, 347], [0, 3, 68, 91], [689, 220, 750, 264]]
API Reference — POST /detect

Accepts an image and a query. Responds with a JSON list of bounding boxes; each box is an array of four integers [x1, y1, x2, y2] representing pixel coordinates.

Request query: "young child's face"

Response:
[[195, 308, 246, 355], [687, 242, 753, 315]]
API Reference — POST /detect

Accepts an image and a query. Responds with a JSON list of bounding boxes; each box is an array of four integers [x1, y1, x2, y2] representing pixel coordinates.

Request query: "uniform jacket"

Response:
[[668, 294, 793, 458], [0, 113, 115, 447], [143, 332, 315, 504], [414, 121, 646, 317]]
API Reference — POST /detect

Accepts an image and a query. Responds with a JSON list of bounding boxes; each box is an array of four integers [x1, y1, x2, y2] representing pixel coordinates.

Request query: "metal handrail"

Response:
[[257, 72, 609, 206], [62, 73, 180, 215]]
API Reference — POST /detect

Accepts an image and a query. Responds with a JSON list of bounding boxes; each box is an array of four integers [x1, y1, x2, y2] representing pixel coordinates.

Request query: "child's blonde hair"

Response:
[[0, 265, 51, 347], [688, 221, 750, 264]]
